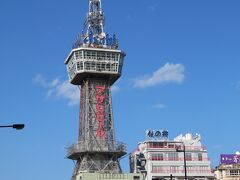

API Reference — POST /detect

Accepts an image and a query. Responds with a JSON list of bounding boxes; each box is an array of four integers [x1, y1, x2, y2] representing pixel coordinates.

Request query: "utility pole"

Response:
[[176, 143, 187, 180]]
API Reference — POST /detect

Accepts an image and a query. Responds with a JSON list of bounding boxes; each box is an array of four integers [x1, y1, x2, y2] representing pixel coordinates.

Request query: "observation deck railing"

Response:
[[67, 140, 127, 159]]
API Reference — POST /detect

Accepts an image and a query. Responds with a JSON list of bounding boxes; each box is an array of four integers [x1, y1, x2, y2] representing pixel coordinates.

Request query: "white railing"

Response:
[[151, 169, 213, 174]]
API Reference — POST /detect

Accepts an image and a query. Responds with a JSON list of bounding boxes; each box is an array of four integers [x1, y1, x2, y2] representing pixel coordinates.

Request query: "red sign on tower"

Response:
[[95, 86, 106, 139]]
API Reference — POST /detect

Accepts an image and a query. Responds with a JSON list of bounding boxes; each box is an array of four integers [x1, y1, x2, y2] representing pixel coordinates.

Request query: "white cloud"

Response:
[[34, 74, 79, 106], [212, 145, 223, 149], [33, 74, 60, 87], [33, 74, 120, 106], [111, 85, 120, 93], [125, 14, 132, 21], [33, 74, 47, 86], [148, 3, 159, 12], [56, 81, 79, 105], [133, 63, 185, 88], [153, 103, 166, 109], [236, 81, 240, 90], [50, 79, 60, 87]]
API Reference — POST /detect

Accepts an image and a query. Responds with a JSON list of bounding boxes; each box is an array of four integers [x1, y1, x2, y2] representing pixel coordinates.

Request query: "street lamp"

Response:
[[176, 143, 187, 180], [0, 124, 25, 130]]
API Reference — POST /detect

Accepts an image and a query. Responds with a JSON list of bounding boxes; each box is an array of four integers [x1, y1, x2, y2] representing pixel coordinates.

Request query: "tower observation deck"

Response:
[[64, 0, 128, 179]]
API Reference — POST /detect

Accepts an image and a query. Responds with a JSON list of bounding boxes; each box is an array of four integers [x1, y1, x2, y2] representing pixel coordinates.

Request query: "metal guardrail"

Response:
[[149, 157, 211, 161], [67, 141, 126, 156], [151, 170, 213, 174]]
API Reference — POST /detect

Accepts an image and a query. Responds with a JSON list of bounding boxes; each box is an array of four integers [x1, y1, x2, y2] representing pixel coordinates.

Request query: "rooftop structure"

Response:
[[130, 131, 215, 180], [64, 0, 128, 179]]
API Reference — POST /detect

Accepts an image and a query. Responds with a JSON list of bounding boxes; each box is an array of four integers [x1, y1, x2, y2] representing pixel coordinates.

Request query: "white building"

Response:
[[215, 164, 240, 180], [130, 131, 214, 180], [214, 152, 240, 180]]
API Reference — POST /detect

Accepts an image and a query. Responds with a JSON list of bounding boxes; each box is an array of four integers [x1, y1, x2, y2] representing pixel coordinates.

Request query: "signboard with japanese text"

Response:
[[95, 86, 106, 139], [221, 154, 240, 164], [146, 130, 169, 141]]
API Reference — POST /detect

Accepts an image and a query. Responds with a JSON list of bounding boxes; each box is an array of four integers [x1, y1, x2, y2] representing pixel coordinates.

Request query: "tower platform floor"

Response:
[[67, 149, 127, 160], [67, 142, 127, 160]]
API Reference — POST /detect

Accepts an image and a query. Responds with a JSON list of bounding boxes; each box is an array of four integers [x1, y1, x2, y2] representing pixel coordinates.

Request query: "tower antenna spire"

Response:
[[86, 0, 105, 36], [73, 0, 118, 49]]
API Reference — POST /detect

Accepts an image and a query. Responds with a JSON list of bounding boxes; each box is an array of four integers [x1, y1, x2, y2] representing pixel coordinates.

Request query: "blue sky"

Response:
[[1, 0, 240, 179]]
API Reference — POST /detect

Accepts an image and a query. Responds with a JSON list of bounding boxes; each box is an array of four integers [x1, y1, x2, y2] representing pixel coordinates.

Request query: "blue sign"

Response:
[[146, 130, 169, 140], [221, 154, 240, 164], [83, 33, 117, 48]]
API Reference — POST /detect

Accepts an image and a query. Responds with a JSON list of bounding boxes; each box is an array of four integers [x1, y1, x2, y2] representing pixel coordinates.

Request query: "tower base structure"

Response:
[[74, 172, 142, 180]]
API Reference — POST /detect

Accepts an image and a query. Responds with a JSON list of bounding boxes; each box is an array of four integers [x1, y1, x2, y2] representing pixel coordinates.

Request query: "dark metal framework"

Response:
[[67, 78, 126, 176]]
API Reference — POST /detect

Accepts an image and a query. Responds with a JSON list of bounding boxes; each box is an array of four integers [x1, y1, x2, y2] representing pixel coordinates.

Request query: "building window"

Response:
[[106, 63, 110, 71], [151, 153, 164, 161], [230, 170, 239, 176], [148, 142, 167, 148], [170, 166, 179, 173], [198, 153, 203, 161], [85, 61, 91, 70], [199, 166, 209, 173], [96, 62, 101, 71], [186, 166, 193, 173], [152, 165, 180, 174], [152, 165, 163, 173], [133, 176, 140, 180], [168, 152, 178, 161], [186, 153, 192, 161], [168, 143, 175, 148]]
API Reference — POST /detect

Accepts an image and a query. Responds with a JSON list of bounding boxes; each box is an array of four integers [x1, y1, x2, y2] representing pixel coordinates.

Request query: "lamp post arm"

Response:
[[0, 124, 25, 130], [0, 125, 13, 128]]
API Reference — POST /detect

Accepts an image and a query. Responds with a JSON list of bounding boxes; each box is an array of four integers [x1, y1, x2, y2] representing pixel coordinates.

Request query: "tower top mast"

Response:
[[86, 0, 105, 36], [73, 0, 118, 49]]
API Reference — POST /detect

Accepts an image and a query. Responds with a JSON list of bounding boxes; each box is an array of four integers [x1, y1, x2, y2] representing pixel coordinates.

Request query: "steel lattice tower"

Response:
[[65, 0, 126, 179]]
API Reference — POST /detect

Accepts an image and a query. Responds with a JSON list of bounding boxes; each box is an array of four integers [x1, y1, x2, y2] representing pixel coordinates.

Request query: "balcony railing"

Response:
[[151, 170, 213, 174], [145, 145, 206, 151], [149, 157, 210, 161], [225, 173, 240, 176]]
